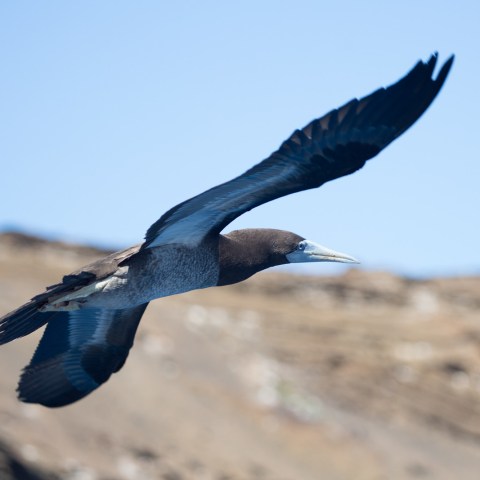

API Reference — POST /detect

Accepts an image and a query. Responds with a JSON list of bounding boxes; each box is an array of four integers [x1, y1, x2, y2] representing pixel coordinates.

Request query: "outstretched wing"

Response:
[[17, 303, 148, 407], [143, 54, 453, 249]]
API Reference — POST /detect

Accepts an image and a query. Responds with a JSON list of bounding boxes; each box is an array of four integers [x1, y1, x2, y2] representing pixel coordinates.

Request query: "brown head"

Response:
[[217, 228, 358, 286]]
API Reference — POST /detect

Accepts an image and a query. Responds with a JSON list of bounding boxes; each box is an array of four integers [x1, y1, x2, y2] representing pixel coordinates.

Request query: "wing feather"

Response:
[[17, 304, 148, 407], [144, 54, 453, 249]]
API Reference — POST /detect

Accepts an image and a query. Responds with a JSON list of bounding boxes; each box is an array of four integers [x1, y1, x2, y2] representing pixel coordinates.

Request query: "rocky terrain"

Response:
[[0, 232, 479, 480]]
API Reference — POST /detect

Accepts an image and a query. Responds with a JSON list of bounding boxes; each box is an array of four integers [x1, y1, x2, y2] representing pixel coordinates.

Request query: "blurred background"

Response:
[[1, 2, 479, 479]]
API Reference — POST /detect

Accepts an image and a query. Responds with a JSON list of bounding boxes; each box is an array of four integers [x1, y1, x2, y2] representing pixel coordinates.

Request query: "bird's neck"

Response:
[[216, 233, 287, 286]]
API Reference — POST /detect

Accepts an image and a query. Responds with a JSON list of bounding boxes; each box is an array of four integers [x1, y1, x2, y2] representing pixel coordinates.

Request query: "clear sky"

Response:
[[1, 1, 478, 277]]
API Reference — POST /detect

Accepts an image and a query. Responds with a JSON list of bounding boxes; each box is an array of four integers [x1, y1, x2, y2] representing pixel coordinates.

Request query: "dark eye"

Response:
[[296, 242, 306, 251]]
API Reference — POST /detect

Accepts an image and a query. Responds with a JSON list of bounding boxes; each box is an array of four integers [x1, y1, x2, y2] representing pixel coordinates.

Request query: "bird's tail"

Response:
[[0, 301, 53, 345]]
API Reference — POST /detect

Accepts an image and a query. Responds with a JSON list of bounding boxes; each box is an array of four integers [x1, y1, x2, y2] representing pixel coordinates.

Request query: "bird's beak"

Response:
[[286, 240, 360, 264]]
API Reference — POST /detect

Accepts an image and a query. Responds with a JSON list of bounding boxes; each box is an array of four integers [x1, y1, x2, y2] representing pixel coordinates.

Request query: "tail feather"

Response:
[[0, 302, 53, 345]]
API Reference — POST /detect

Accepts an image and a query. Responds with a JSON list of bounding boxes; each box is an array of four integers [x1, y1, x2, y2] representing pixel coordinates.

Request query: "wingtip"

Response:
[[420, 53, 438, 79], [428, 52, 454, 74], [416, 53, 454, 87], [427, 52, 438, 65], [434, 53, 455, 86], [444, 53, 455, 69]]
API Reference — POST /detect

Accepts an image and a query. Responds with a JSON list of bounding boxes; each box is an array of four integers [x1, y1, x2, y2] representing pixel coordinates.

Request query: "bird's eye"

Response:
[[297, 242, 306, 251]]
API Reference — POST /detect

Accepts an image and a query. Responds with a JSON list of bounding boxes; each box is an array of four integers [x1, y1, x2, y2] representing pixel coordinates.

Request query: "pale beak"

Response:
[[286, 240, 360, 264]]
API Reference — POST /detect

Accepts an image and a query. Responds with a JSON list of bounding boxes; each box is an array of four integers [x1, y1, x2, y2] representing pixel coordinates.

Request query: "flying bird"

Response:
[[0, 54, 453, 407]]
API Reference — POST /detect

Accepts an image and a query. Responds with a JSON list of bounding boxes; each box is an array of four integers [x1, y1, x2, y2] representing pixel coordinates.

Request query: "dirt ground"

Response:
[[0, 232, 479, 480]]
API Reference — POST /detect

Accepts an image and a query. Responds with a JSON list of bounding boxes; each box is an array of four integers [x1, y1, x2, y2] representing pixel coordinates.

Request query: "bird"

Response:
[[0, 53, 453, 408]]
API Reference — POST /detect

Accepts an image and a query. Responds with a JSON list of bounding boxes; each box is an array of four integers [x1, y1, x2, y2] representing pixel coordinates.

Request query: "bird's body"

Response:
[[43, 242, 219, 311], [36, 229, 299, 313], [0, 54, 453, 407]]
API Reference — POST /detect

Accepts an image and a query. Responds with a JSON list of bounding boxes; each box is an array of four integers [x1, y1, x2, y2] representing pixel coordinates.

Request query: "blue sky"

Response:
[[1, 2, 478, 277]]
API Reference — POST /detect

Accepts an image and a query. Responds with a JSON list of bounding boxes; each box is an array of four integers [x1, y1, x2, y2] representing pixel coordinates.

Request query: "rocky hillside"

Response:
[[1, 232, 480, 480]]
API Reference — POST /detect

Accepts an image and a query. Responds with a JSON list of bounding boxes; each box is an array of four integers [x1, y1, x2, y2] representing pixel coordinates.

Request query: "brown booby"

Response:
[[0, 54, 453, 407]]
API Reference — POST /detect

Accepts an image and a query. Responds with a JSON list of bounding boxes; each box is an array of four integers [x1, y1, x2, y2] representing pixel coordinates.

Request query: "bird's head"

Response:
[[218, 228, 358, 286]]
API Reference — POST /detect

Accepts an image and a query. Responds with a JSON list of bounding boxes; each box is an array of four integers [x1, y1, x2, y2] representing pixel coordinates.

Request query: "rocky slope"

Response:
[[0, 232, 479, 480]]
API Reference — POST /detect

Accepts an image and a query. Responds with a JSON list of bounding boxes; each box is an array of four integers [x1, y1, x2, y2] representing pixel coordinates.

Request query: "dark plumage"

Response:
[[0, 54, 453, 407]]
